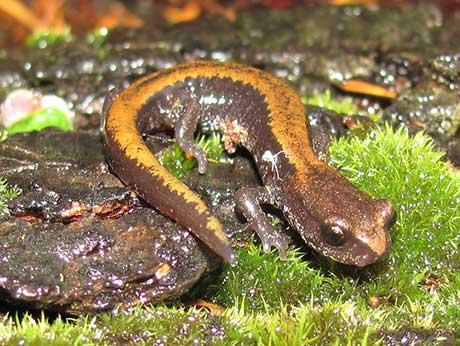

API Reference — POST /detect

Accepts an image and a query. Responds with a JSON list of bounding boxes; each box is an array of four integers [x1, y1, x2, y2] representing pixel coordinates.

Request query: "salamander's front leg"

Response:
[[174, 100, 208, 174], [234, 186, 289, 259]]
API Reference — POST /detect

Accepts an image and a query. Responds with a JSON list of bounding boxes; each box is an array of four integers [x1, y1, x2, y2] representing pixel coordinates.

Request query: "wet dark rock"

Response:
[[0, 210, 213, 314], [306, 105, 371, 159], [383, 84, 460, 136], [429, 52, 460, 89], [0, 124, 272, 313], [446, 137, 460, 164], [372, 52, 422, 90], [0, 131, 244, 313], [382, 84, 460, 164]]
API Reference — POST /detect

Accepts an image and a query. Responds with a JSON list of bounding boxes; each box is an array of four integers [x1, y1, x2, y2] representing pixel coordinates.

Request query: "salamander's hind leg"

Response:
[[234, 186, 289, 260], [174, 99, 208, 174]]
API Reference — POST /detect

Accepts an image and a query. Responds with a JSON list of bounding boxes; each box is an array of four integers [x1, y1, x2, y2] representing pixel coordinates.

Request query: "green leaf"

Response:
[[6, 107, 73, 137]]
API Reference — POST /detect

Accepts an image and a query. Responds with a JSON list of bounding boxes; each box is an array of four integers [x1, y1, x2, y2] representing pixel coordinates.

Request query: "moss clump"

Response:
[[25, 29, 73, 49], [211, 245, 358, 311], [303, 90, 358, 115], [160, 132, 226, 178], [329, 125, 460, 299], [85, 28, 110, 48], [96, 305, 228, 345], [0, 313, 95, 346], [0, 178, 20, 216], [159, 142, 196, 179], [224, 302, 380, 345], [1, 281, 455, 345], [0, 304, 381, 345], [195, 132, 225, 163]]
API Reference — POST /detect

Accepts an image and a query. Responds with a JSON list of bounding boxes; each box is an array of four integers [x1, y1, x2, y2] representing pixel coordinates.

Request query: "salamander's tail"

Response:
[[193, 213, 236, 264]]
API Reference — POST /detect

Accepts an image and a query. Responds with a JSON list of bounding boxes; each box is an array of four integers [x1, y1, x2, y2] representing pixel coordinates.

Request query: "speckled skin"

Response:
[[102, 61, 395, 267]]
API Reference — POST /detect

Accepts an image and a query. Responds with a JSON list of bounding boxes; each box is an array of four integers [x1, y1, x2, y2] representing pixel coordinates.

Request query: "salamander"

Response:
[[102, 61, 395, 267]]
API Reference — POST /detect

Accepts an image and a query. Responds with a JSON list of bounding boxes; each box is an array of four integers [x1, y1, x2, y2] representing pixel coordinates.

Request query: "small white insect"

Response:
[[262, 150, 289, 181]]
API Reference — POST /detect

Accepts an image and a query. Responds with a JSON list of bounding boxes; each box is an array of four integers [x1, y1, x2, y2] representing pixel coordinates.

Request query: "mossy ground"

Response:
[[1, 119, 459, 344], [303, 89, 358, 115], [160, 132, 225, 178], [0, 178, 20, 216]]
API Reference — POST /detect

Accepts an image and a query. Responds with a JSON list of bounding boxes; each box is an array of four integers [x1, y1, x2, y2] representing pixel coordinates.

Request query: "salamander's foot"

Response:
[[174, 98, 208, 174], [235, 186, 290, 260], [189, 147, 208, 174], [250, 220, 289, 260]]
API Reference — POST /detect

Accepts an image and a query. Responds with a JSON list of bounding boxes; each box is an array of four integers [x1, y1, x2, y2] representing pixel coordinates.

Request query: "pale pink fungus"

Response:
[[0, 89, 41, 127]]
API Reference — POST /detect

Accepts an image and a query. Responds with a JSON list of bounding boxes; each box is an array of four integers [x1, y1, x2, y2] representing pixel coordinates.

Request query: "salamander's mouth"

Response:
[[317, 231, 390, 267]]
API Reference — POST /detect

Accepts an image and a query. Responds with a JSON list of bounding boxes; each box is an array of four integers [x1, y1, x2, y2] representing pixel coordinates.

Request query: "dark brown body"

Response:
[[102, 61, 394, 266]]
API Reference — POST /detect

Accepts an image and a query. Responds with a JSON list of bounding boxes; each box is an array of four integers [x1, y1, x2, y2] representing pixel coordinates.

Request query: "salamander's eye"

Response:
[[321, 217, 350, 246]]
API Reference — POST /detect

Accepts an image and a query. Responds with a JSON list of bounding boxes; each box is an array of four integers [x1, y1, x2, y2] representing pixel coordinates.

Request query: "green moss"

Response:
[[25, 29, 73, 49], [0, 313, 95, 346], [224, 302, 381, 345], [195, 132, 225, 163], [0, 178, 20, 216], [0, 294, 453, 345], [96, 305, 227, 345], [85, 28, 110, 48], [0, 304, 381, 345], [329, 125, 460, 299], [159, 142, 196, 179], [303, 90, 358, 115], [211, 245, 357, 311], [160, 132, 226, 178], [1, 306, 238, 345]]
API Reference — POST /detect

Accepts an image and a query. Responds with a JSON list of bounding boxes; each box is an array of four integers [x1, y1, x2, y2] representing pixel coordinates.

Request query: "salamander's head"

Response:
[[315, 198, 395, 267], [285, 170, 395, 267]]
